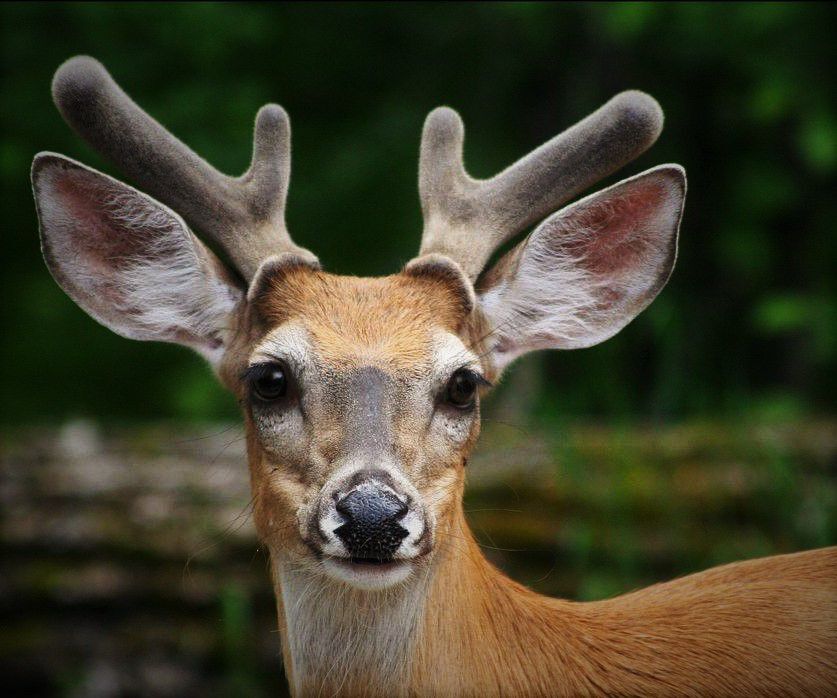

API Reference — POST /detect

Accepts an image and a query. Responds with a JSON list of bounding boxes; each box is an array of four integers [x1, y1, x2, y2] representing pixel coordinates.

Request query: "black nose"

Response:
[[334, 485, 409, 561]]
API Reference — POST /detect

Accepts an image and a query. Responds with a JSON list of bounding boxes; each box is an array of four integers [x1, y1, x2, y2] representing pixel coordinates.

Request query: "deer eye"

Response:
[[246, 363, 288, 402], [445, 369, 478, 409]]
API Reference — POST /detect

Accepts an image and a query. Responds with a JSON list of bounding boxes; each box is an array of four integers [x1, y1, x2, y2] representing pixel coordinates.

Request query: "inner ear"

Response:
[[40, 160, 203, 288], [546, 170, 681, 288], [477, 165, 685, 367], [33, 153, 243, 363]]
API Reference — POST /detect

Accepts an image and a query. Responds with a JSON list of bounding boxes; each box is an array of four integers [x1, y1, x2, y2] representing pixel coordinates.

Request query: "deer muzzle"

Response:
[[311, 467, 431, 589], [334, 481, 410, 560]]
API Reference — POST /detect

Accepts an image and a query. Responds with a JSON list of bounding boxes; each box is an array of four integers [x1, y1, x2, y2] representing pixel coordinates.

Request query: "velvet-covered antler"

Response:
[[416, 92, 664, 280], [50, 56, 317, 281]]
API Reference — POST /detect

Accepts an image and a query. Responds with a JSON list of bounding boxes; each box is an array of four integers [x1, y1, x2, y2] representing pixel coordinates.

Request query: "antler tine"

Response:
[[51, 56, 318, 281], [418, 91, 664, 280]]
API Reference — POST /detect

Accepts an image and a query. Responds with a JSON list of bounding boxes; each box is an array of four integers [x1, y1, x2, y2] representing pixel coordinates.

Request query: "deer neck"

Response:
[[270, 502, 539, 697]]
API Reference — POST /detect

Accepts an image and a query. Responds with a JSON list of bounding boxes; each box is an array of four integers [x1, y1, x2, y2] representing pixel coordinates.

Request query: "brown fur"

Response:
[[413, 504, 836, 697], [226, 269, 836, 697], [220, 268, 469, 388]]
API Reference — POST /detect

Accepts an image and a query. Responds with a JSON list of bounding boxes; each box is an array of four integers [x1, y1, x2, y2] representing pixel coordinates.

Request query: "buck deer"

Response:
[[33, 56, 835, 697]]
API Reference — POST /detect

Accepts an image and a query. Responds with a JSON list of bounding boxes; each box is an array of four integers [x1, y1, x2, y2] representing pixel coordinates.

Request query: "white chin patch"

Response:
[[321, 557, 415, 590]]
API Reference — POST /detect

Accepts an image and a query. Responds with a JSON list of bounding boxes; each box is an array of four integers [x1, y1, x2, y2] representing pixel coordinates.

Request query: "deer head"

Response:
[[32, 57, 685, 599]]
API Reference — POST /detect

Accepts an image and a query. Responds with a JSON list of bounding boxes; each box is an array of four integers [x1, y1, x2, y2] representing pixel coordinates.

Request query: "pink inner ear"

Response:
[[56, 172, 125, 267], [36, 155, 241, 356], [559, 177, 670, 278], [53, 168, 166, 270], [39, 161, 192, 332]]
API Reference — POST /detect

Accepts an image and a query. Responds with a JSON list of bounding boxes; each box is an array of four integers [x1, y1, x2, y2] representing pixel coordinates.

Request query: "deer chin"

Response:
[[321, 555, 417, 590]]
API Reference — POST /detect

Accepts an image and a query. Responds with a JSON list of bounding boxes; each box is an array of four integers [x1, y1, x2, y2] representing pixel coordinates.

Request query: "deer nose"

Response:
[[334, 484, 409, 560]]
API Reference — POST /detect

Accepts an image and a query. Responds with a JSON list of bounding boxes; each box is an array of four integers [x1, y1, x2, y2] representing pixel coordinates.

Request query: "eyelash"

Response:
[[241, 362, 280, 384], [457, 368, 492, 388]]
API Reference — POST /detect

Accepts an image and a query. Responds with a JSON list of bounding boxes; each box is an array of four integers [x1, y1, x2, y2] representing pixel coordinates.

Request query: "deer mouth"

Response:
[[321, 554, 419, 589], [332, 555, 409, 569], [349, 557, 396, 566]]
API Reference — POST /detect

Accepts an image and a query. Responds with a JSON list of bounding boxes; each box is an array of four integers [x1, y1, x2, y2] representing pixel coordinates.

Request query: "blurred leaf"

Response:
[[798, 110, 837, 173], [749, 76, 795, 124], [599, 2, 657, 40], [753, 295, 815, 333]]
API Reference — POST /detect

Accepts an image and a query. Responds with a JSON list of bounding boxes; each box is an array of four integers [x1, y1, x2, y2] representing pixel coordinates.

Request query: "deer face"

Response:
[[33, 57, 685, 593], [229, 267, 484, 589]]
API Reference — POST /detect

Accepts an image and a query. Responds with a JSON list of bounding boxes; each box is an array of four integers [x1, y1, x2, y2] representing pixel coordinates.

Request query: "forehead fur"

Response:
[[256, 267, 469, 370]]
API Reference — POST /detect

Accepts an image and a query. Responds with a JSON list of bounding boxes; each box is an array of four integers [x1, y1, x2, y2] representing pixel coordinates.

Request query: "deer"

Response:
[[32, 56, 835, 697]]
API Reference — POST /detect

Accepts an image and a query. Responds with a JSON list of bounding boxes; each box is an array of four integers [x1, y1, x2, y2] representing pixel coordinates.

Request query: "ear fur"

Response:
[[403, 253, 475, 317], [32, 152, 244, 366], [478, 164, 686, 371], [247, 252, 322, 304]]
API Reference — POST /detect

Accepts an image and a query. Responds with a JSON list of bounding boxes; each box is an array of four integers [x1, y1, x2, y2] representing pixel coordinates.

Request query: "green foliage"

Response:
[[1, 2, 834, 423], [220, 583, 263, 697]]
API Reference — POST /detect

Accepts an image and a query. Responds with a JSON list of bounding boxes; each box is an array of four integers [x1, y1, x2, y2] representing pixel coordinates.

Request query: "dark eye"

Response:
[[445, 369, 478, 409], [249, 363, 288, 402]]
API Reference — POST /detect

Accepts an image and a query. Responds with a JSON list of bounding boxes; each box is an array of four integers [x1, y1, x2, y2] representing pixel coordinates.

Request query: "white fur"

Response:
[[480, 166, 684, 371], [250, 322, 314, 370], [426, 331, 481, 445], [278, 557, 432, 697], [34, 154, 242, 367], [479, 239, 611, 367], [429, 330, 481, 380], [105, 190, 241, 365]]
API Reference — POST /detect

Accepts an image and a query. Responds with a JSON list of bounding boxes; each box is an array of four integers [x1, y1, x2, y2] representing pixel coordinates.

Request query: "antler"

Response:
[[417, 91, 664, 280], [51, 56, 318, 281]]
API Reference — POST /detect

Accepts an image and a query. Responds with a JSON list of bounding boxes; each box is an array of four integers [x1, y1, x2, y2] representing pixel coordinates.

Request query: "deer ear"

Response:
[[32, 153, 244, 367], [477, 165, 685, 371]]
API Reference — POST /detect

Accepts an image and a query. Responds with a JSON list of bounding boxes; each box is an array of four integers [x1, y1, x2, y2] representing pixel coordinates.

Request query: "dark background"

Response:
[[3, 2, 835, 425], [1, 3, 835, 696]]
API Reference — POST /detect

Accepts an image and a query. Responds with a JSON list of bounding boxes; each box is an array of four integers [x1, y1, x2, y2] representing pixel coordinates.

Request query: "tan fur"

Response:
[[413, 504, 836, 697], [258, 267, 469, 365], [226, 270, 836, 697]]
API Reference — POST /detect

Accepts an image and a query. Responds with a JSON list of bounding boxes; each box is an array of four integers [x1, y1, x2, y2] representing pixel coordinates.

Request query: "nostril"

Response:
[[334, 493, 352, 518], [333, 486, 410, 559]]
